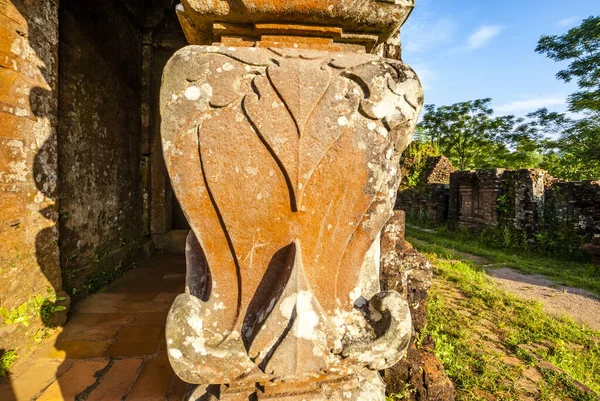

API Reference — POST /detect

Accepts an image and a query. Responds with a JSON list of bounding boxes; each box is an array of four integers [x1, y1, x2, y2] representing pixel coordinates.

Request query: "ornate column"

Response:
[[160, 1, 423, 399]]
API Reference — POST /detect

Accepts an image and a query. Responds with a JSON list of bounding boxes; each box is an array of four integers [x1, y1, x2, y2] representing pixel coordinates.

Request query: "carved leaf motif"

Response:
[[244, 56, 357, 210], [161, 46, 424, 383], [266, 58, 331, 136], [243, 75, 300, 210]]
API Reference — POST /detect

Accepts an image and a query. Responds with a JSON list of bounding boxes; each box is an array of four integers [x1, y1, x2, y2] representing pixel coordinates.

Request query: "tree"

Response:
[[535, 17, 600, 180], [417, 99, 518, 170], [536, 16, 600, 114]]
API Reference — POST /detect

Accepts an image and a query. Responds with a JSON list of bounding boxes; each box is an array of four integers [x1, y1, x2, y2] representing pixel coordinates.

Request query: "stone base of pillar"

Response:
[[185, 370, 385, 401]]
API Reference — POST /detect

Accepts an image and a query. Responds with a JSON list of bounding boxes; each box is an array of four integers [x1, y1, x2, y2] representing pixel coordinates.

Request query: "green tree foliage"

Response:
[[418, 99, 507, 170], [536, 16, 600, 114], [535, 16, 600, 180], [408, 17, 600, 181], [416, 99, 538, 170]]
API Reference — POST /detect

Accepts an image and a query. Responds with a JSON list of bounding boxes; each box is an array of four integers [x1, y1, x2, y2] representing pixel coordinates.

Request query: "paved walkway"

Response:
[[0, 255, 188, 401]]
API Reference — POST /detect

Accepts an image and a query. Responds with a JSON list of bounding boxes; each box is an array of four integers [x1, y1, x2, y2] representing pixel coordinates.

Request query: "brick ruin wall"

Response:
[[0, 0, 64, 352], [0, 0, 186, 354], [397, 167, 600, 239], [545, 180, 600, 235], [395, 184, 450, 224], [396, 155, 455, 223], [58, 0, 146, 296]]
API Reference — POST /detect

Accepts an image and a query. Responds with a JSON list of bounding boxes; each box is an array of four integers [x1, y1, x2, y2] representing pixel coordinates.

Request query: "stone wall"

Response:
[[57, 0, 147, 296], [448, 169, 506, 229], [396, 184, 450, 224], [545, 180, 600, 236], [145, 7, 190, 254], [0, 0, 66, 352], [449, 169, 552, 235], [401, 167, 600, 241], [395, 156, 455, 224]]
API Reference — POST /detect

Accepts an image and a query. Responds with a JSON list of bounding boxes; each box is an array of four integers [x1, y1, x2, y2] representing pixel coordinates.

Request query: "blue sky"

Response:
[[401, 0, 598, 117]]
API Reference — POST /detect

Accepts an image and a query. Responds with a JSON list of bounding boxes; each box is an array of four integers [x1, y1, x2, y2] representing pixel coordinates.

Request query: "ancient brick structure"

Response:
[[448, 169, 546, 232], [545, 180, 600, 236], [0, 0, 65, 354], [0, 0, 187, 362], [395, 156, 455, 223], [396, 184, 450, 223], [160, 1, 424, 399], [398, 166, 600, 241], [448, 169, 507, 229]]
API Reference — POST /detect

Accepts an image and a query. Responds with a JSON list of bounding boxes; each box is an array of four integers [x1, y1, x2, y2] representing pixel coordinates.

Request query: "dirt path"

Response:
[[410, 233, 600, 331], [431, 277, 599, 400], [487, 267, 600, 331]]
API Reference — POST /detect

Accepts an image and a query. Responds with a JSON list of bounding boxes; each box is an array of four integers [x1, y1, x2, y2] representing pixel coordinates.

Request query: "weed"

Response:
[[386, 384, 415, 400], [0, 350, 17, 377], [0, 289, 67, 328]]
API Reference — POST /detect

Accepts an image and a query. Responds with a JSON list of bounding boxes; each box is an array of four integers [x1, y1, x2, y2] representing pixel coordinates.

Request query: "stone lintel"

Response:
[[175, 0, 414, 49]]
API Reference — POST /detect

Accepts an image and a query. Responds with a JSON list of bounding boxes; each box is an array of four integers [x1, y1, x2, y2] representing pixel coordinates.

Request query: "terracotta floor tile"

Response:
[[125, 355, 175, 400], [123, 292, 162, 302], [71, 294, 128, 313], [153, 292, 180, 303], [36, 359, 109, 401], [50, 340, 109, 359], [60, 322, 123, 341], [2, 359, 67, 401], [1, 360, 78, 400], [67, 313, 136, 327], [4, 256, 187, 400], [129, 312, 168, 327], [87, 359, 143, 401], [116, 326, 163, 342], [105, 341, 161, 357]]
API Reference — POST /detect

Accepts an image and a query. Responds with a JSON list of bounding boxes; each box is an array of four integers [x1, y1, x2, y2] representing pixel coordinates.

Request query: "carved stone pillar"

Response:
[[161, 1, 423, 399]]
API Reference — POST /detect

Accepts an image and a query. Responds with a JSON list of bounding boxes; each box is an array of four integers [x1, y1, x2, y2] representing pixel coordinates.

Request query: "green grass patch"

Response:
[[418, 251, 600, 400], [406, 225, 600, 297], [0, 289, 67, 328], [0, 350, 17, 377]]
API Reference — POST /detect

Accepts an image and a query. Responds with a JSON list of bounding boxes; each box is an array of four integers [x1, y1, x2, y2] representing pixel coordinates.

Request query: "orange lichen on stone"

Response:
[[160, 42, 423, 399], [0, 0, 67, 355]]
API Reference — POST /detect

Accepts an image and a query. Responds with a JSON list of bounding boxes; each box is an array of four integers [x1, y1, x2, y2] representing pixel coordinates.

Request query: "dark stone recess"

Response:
[[58, 0, 145, 294]]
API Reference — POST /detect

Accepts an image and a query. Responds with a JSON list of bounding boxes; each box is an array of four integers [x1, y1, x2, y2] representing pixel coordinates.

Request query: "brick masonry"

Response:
[[0, 0, 65, 353], [0, 0, 185, 358], [57, 0, 145, 295], [397, 162, 600, 240]]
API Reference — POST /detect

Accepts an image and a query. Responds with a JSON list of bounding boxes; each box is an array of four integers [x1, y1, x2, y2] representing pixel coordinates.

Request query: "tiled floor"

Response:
[[0, 255, 188, 401]]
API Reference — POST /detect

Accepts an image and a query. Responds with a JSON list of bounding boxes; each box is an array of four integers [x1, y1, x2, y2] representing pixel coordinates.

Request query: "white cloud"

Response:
[[402, 16, 457, 54], [556, 16, 579, 27], [495, 95, 566, 114], [467, 25, 504, 50], [412, 64, 436, 91]]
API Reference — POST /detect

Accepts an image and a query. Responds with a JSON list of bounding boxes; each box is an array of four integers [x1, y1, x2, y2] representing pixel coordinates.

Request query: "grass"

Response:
[[408, 235, 600, 400], [0, 350, 17, 378], [406, 225, 600, 297]]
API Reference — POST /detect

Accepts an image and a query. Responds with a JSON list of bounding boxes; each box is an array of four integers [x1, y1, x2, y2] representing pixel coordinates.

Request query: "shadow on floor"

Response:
[[0, 255, 188, 400]]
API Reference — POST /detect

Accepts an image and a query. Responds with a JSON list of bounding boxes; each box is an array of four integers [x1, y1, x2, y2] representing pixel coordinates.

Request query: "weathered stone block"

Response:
[[160, 28, 423, 398]]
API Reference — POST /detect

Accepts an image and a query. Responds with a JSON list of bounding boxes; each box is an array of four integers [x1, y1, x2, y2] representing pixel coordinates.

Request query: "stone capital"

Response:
[[161, 3, 423, 399], [176, 0, 414, 51]]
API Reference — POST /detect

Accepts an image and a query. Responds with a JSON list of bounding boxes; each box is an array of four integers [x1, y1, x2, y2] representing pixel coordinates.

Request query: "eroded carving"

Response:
[[161, 45, 423, 399]]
